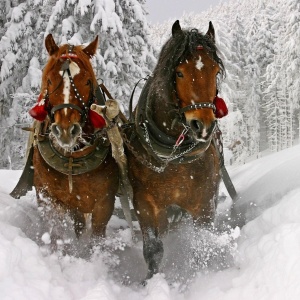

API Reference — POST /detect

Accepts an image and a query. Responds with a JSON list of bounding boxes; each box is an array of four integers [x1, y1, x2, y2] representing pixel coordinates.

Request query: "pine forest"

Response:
[[0, 0, 299, 168]]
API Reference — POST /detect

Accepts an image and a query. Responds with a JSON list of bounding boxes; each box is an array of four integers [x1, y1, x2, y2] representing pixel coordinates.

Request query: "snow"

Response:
[[1, 144, 300, 299]]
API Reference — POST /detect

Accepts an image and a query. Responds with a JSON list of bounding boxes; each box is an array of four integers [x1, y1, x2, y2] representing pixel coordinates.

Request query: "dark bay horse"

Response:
[[123, 20, 225, 279], [29, 35, 119, 242]]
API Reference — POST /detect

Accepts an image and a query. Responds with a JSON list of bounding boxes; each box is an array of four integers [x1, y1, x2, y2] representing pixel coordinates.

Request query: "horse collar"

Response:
[[131, 78, 213, 167], [37, 137, 109, 176]]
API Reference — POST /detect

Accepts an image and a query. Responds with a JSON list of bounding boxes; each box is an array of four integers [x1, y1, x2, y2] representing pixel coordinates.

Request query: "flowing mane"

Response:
[[151, 28, 225, 91]]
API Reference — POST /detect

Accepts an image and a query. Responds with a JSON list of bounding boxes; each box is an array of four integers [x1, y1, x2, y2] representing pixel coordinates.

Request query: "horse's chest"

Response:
[[131, 159, 217, 197], [33, 149, 118, 212]]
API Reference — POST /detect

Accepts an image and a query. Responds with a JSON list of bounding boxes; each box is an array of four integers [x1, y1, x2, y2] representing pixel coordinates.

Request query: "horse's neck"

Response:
[[149, 93, 182, 138]]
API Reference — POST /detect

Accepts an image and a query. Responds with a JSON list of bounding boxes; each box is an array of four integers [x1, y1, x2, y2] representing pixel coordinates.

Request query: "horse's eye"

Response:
[[176, 72, 183, 78], [47, 79, 52, 85]]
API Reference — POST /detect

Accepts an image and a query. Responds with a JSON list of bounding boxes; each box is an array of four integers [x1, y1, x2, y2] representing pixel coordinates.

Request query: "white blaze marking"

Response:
[[59, 61, 80, 115], [196, 56, 204, 71], [202, 127, 208, 138]]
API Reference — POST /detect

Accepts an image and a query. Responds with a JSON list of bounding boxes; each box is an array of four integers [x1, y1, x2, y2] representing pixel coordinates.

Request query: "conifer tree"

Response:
[[0, 0, 46, 168], [0, 0, 155, 168], [281, 0, 300, 142], [45, 0, 155, 111]]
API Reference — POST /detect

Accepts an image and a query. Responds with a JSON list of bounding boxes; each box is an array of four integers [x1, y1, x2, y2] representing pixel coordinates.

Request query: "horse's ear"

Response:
[[45, 34, 59, 55], [172, 20, 182, 36], [205, 21, 215, 43], [83, 36, 99, 58]]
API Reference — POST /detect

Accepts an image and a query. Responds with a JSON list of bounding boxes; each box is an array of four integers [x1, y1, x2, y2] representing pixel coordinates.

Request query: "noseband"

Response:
[[179, 102, 216, 114]]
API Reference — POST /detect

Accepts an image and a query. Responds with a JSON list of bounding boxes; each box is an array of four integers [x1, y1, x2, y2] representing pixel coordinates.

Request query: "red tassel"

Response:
[[89, 109, 106, 128], [29, 94, 48, 121], [29, 94, 106, 128], [214, 96, 228, 118]]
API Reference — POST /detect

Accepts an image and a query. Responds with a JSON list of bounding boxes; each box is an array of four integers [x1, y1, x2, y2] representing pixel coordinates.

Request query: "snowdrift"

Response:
[[1, 144, 300, 299]]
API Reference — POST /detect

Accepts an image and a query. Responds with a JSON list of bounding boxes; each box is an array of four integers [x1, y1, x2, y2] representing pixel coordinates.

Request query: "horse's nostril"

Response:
[[190, 119, 203, 133], [51, 124, 60, 137], [69, 124, 81, 138]]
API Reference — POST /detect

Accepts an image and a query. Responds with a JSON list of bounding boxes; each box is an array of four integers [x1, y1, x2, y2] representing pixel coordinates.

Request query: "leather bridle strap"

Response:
[[179, 102, 216, 114], [51, 103, 84, 116]]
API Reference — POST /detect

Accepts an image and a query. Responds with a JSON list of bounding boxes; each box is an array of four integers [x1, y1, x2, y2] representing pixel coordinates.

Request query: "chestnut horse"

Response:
[[123, 21, 225, 279], [29, 35, 119, 242]]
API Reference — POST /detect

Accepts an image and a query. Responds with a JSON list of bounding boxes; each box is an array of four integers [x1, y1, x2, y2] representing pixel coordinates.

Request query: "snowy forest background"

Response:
[[0, 0, 299, 169]]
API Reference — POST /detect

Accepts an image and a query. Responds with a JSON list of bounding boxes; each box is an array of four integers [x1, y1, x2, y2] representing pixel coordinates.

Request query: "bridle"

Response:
[[179, 101, 216, 114], [49, 68, 94, 125], [45, 45, 96, 125]]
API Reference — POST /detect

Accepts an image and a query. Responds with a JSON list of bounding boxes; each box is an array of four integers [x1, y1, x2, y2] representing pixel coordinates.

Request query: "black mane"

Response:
[[150, 27, 224, 101]]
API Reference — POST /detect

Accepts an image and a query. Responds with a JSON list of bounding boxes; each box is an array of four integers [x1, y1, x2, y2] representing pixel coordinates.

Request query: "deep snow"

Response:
[[1, 144, 300, 299]]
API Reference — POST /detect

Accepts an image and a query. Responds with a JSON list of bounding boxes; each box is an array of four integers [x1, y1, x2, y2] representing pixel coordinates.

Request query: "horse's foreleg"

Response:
[[191, 195, 216, 229], [91, 197, 114, 237], [134, 196, 164, 280], [143, 226, 164, 280], [70, 209, 86, 239]]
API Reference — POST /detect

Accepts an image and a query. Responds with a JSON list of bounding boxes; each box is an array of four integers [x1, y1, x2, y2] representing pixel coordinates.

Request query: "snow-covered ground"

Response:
[[1, 144, 300, 300]]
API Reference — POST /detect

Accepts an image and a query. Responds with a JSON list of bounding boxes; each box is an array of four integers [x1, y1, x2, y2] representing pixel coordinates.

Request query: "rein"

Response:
[[128, 76, 148, 123]]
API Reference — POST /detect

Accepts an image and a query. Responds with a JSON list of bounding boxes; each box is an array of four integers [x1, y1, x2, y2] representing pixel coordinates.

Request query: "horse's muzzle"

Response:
[[188, 119, 216, 142], [50, 122, 82, 149]]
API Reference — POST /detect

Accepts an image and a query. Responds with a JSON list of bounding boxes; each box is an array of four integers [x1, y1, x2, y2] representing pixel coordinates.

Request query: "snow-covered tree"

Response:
[[1, 0, 300, 168], [281, 0, 300, 142], [0, 0, 155, 169], [44, 0, 156, 111], [0, 0, 46, 168]]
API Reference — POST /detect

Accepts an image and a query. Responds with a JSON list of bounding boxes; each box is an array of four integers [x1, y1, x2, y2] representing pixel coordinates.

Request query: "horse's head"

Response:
[[172, 21, 224, 142], [41, 34, 100, 151]]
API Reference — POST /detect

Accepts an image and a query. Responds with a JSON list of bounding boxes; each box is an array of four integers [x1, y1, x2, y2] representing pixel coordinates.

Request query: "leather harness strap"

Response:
[[51, 103, 84, 116], [179, 102, 216, 113]]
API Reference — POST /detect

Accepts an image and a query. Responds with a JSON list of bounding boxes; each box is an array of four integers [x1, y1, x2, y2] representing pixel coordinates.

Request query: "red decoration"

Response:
[[214, 96, 228, 118], [29, 94, 48, 121], [29, 94, 105, 128], [89, 109, 106, 128]]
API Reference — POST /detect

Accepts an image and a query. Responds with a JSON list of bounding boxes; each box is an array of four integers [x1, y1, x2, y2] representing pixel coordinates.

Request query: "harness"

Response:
[[179, 102, 216, 114], [122, 76, 217, 172], [35, 44, 110, 192]]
